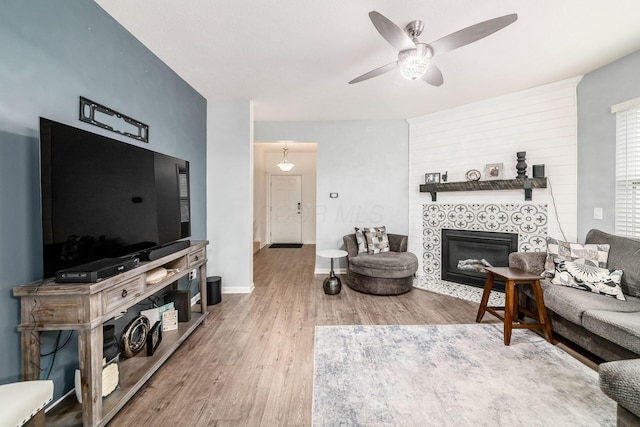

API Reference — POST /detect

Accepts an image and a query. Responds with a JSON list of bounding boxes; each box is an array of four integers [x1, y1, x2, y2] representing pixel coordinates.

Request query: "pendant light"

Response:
[[277, 144, 295, 172]]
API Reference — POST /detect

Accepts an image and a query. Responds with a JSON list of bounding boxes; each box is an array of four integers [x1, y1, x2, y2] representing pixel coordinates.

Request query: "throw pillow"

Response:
[[552, 259, 626, 301], [543, 237, 610, 278], [363, 226, 390, 255], [354, 227, 368, 254]]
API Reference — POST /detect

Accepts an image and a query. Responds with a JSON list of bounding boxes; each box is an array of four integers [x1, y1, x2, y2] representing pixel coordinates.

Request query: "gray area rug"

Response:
[[312, 324, 615, 426]]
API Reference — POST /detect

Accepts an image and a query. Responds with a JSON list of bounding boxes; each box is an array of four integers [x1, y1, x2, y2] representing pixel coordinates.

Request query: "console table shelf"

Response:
[[13, 240, 209, 427], [419, 178, 547, 201]]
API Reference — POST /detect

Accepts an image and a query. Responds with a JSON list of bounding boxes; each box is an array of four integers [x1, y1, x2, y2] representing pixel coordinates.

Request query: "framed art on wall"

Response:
[[425, 173, 440, 184]]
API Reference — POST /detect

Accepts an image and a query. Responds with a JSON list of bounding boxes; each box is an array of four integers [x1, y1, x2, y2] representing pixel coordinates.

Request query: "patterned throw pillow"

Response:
[[552, 259, 625, 301], [543, 237, 610, 278], [363, 226, 390, 255], [354, 227, 368, 254]]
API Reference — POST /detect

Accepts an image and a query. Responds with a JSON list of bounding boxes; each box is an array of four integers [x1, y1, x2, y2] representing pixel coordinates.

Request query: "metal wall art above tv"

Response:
[[40, 117, 191, 278]]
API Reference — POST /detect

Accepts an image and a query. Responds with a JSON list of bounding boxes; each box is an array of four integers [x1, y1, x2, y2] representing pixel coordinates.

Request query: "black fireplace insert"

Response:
[[441, 229, 518, 291]]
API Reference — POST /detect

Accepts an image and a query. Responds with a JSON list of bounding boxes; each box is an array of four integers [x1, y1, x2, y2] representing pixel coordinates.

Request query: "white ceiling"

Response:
[[95, 0, 640, 122]]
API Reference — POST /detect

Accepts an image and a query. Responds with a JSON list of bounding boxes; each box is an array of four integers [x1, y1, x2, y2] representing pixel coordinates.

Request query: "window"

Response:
[[613, 100, 640, 238]]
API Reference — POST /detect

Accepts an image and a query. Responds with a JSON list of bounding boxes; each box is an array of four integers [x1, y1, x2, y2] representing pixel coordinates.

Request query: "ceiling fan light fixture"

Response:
[[277, 145, 295, 172], [398, 43, 431, 80]]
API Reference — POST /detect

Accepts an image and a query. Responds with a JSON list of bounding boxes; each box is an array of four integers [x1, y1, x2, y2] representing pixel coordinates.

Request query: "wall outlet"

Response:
[[189, 269, 197, 280]]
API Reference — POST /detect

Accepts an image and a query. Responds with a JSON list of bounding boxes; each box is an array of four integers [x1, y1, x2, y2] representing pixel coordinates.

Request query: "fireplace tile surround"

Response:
[[415, 203, 548, 292]]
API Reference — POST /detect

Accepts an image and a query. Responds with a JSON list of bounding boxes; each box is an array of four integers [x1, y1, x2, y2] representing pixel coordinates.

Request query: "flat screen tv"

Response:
[[40, 117, 191, 278]]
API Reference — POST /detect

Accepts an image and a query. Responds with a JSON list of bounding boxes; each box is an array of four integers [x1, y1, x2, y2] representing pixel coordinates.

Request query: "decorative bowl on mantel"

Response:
[[465, 169, 481, 181]]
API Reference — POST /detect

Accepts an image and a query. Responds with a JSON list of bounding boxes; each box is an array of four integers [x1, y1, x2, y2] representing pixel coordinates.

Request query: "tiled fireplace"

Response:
[[415, 203, 547, 292]]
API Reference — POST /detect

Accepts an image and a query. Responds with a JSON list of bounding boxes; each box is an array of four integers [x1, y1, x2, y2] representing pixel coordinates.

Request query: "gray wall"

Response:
[[0, 1, 207, 401], [577, 49, 640, 239], [207, 100, 254, 292], [255, 120, 409, 270]]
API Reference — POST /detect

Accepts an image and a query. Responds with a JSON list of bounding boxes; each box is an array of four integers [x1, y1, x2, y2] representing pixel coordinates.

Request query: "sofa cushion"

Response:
[[582, 310, 640, 354], [551, 259, 626, 301], [586, 229, 640, 298], [543, 236, 609, 278], [539, 281, 640, 325], [363, 226, 390, 255], [349, 252, 418, 279]]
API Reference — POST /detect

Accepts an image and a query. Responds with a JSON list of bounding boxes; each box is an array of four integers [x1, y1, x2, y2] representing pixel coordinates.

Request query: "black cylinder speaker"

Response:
[[533, 164, 545, 178], [207, 276, 222, 305]]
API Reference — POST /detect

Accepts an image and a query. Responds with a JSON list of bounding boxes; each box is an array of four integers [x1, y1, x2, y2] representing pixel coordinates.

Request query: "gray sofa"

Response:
[[600, 359, 640, 426], [343, 233, 418, 295], [509, 229, 640, 423]]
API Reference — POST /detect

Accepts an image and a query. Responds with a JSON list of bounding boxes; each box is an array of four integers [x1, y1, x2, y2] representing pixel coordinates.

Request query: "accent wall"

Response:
[[408, 78, 580, 276], [0, 1, 207, 402]]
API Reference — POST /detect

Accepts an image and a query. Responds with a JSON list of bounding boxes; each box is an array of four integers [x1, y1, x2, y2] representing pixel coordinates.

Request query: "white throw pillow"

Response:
[[552, 259, 625, 301]]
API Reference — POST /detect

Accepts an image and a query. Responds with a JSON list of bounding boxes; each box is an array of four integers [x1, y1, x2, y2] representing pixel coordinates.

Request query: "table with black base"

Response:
[[317, 249, 347, 295], [476, 266, 553, 345]]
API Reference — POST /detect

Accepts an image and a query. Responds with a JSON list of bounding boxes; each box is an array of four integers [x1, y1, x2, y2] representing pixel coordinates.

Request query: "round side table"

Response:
[[317, 249, 348, 295]]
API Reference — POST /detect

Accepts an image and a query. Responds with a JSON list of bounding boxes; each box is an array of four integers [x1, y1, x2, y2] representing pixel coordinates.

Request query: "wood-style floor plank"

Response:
[[108, 244, 497, 426]]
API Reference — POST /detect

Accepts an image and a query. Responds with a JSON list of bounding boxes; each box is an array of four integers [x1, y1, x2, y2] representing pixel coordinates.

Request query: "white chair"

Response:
[[0, 380, 53, 427]]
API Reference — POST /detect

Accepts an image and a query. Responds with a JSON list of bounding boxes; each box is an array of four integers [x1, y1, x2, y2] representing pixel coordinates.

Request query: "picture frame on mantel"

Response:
[[425, 172, 440, 184], [484, 163, 504, 180]]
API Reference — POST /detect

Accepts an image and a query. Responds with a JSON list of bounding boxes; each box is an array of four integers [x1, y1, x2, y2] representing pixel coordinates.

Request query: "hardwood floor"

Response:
[[109, 244, 498, 426]]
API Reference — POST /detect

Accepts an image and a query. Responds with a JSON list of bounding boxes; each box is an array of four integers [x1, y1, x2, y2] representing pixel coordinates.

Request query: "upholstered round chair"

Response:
[[343, 233, 418, 295]]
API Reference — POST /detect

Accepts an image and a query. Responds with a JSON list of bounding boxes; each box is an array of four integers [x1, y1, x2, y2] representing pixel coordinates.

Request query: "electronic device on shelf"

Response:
[[55, 257, 138, 283], [39, 117, 192, 279], [137, 240, 191, 262], [146, 321, 162, 356]]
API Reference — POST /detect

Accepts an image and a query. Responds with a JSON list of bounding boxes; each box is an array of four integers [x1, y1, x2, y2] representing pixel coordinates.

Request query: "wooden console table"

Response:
[[13, 240, 209, 427]]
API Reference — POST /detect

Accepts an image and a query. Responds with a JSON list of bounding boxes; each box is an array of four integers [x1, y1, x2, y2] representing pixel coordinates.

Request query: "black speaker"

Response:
[[533, 164, 545, 178], [207, 276, 222, 305], [164, 290, 191, 322], [138, 240, 191, 261]]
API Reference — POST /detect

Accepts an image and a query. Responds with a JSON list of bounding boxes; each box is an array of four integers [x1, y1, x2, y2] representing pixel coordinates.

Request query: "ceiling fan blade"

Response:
[[429, 13, 518, 55], [369, 11, 415, 51], [422, 64, 444, 86], [349, 62, 398, 84]]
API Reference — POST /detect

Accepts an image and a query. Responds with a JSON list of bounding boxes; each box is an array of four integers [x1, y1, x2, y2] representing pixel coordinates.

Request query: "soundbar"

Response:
[[138, 240, 191, 262], [55, 257, 138, 283]]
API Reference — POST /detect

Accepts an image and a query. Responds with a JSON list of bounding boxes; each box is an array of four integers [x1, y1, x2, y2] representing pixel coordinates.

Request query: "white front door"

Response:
[[270, 175, 302, 243]]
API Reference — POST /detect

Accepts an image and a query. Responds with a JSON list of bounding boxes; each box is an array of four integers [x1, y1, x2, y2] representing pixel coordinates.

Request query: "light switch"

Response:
[[594, 207, 603, 220], [330, 193, 338, 198]]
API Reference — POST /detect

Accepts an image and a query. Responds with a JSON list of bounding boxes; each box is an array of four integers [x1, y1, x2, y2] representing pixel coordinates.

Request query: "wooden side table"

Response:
[[476, 266, 553, 345]]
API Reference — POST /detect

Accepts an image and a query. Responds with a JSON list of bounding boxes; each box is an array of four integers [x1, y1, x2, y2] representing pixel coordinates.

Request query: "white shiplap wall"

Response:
[[408, 77, 582, 276]]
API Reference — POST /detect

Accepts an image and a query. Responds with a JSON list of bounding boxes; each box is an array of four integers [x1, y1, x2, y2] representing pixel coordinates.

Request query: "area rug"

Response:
[[269, 243, 303, 248], [312, 324, 615, 426], [414, 276, 506, 307]]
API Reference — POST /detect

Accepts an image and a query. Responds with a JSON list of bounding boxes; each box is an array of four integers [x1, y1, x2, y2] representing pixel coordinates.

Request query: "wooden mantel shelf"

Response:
[[419, 177, 547, 201]]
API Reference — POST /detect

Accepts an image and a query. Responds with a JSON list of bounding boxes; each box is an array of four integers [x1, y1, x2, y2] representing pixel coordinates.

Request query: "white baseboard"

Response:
[[47, 388, 76, 413], [222, 282, 255, 294], [314, 268, 347, 275]]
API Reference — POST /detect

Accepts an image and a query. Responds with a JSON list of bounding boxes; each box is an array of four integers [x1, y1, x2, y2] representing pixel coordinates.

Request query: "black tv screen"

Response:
[[40, 117, 191, 278]]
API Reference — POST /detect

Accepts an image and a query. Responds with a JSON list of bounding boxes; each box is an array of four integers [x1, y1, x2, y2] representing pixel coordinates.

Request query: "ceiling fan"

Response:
[[349, 11, 518, 86]]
